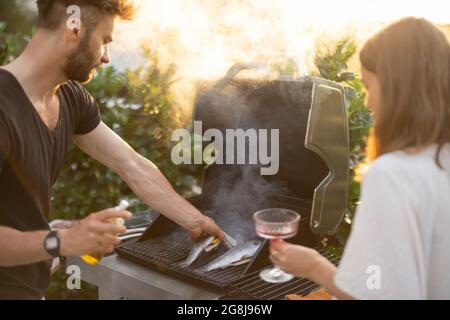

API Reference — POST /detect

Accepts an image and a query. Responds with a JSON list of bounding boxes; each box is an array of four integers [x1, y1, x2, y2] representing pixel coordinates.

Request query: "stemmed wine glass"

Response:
[[253, 208, 300, 283]]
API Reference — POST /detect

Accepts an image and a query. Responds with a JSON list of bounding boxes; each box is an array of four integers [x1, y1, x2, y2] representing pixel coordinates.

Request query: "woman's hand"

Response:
[[270, 240, 321, 279]]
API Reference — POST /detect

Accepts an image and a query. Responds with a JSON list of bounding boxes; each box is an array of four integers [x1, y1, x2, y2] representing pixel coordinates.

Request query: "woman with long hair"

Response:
[[271, 17, 450, 300]]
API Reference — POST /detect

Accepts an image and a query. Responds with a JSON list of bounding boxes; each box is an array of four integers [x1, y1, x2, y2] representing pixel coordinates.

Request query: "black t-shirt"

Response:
[[0, 69, 101, 299]]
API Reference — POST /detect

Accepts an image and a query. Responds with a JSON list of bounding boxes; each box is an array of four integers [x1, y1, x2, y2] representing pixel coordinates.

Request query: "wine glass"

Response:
[[253, 208, 300, 283]]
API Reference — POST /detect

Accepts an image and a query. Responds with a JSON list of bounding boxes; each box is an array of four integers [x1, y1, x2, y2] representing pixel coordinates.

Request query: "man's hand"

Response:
[[269, 240, 322, 278], [58, 208, 132, 257], [190, 215, 225, 242]]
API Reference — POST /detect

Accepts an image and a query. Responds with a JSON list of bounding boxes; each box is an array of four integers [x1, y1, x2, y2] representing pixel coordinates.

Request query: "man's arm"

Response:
[[73, 122, 224, 240], [0, 209, 130, 267], [0, 227, 51, 267], [0, 150, 48, 266]]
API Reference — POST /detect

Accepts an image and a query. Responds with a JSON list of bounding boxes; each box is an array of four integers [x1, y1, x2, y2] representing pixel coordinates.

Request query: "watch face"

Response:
[[46, 237, 58, 250]]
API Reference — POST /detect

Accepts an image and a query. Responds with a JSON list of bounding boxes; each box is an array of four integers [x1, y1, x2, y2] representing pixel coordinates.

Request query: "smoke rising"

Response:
[[205, 166, 286, 243], [109, 0, 448, 114]]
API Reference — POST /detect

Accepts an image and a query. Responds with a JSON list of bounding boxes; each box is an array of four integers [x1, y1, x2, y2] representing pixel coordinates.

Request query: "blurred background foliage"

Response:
[[1, 1, 372, 299]]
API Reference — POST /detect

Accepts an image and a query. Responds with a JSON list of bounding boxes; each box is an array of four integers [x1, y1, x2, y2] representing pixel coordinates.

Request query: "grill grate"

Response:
[[227, 249, 340, 300], [118, 239, 341, 300], [117, 194, 315, 293], [117, 238, 253, 291]]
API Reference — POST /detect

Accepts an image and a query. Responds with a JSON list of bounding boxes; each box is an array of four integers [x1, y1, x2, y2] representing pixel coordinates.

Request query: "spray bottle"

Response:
[[81, 200, 130, 265]]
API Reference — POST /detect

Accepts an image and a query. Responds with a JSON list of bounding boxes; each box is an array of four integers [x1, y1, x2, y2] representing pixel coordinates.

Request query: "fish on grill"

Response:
[[181, 235, 216, 267], [181, 233, 238, 267], [224, 233, 237, 248], [204, 239, 221, 253], [202, 241, 261, 272]]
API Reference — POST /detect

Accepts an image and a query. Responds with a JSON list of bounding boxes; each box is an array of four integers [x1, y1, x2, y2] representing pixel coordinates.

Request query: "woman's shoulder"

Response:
[[364, 144, 449, 188]]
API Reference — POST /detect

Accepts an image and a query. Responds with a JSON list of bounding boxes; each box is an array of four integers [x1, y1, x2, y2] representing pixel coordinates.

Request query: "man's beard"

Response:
[[64, 35, 100, 83]]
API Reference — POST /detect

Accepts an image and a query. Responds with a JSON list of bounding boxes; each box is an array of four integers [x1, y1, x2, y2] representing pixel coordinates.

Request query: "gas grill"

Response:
[[117, 70, 349, 300]]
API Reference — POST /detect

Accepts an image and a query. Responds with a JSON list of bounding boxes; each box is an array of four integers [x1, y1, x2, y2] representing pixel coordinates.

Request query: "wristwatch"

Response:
[[44, 231, 62, 258]]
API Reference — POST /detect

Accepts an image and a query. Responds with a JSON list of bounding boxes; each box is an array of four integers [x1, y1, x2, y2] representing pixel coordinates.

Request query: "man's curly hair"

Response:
[[36, 0, 135, 30]]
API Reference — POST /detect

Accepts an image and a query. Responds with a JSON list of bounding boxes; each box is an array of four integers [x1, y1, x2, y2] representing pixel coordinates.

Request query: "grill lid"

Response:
[[194, 75, 349, 234]]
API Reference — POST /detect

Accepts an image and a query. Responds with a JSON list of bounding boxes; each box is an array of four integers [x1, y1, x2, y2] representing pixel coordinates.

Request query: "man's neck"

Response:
[[2, 29, 68, 104]]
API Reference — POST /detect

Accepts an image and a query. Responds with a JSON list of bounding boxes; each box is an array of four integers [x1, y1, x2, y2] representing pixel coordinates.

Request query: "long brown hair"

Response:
[[360, 17, 450, 167]]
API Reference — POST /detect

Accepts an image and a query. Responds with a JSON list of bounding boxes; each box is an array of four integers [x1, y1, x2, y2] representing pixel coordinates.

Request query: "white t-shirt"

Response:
[[334, 144, 450, 300]]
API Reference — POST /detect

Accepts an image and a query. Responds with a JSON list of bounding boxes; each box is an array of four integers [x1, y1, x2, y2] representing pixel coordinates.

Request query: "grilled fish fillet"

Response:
[[224, 233, 237, 248], [203, 241, 261, 272], [181, 233, 239, 267], [181, 235, 216, 267]]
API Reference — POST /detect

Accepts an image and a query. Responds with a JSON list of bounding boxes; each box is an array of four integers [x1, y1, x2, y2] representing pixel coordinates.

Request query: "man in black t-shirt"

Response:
[[0, 0, 224, 299]]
